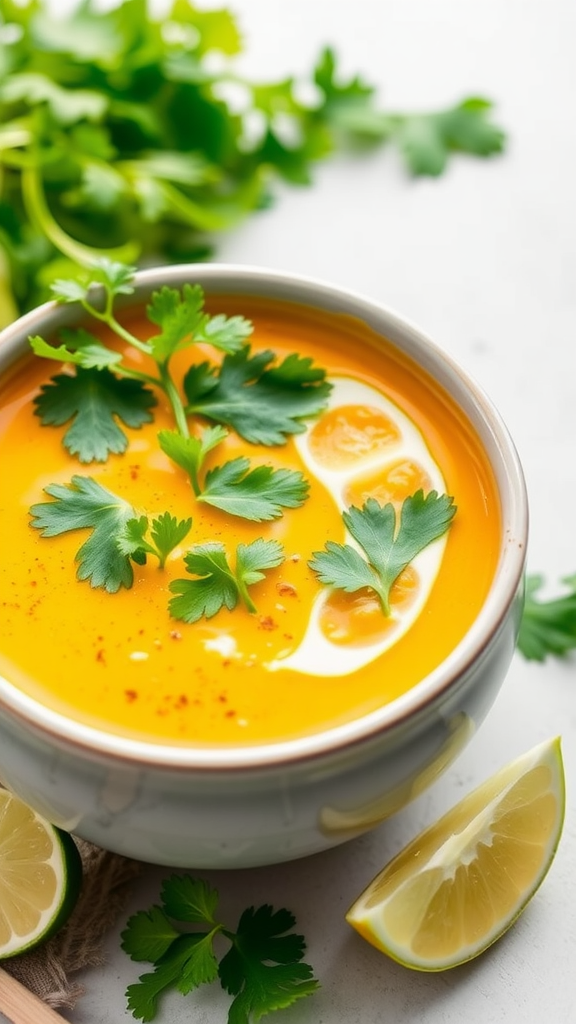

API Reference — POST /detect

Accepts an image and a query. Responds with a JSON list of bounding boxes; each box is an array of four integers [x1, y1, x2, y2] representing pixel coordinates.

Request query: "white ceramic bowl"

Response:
[[0, 265, 527, 867]]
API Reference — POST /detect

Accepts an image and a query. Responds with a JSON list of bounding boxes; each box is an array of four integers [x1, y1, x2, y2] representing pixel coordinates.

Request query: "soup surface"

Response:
[[0, 296, 500, 745]]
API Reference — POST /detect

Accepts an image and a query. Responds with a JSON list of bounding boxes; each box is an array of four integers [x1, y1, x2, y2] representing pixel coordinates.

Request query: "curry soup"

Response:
[[0, 296, 500, 745]]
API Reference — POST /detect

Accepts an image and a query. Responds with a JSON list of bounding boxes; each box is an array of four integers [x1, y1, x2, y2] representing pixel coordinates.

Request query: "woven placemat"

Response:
[[3, 838, 142, 1010]]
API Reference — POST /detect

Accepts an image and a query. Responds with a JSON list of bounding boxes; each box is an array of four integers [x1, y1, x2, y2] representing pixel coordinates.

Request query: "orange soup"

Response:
[[0, 296, 500, 745]]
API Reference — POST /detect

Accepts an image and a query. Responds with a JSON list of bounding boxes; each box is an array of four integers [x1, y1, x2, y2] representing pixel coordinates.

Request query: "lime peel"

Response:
[[0, 789, 83, 959], [346, 736, 565, 971]]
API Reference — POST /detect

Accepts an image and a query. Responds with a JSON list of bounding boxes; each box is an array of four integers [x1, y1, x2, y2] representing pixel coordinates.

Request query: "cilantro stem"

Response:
[[83, 306, 152, 357], [159, 363, 190, 438], [20, 162, 138, 267], [236, 574, 258, 615]]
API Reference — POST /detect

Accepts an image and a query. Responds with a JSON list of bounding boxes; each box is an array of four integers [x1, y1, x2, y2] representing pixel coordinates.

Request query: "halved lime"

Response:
[[346, 736, 565, 970], [0, 789, 83, 958]]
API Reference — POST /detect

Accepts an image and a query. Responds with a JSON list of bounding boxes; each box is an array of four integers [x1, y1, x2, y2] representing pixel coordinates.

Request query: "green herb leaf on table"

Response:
[[33, 367, 156, 463], [391, 97, 506, 177], [121, 875, 318, 1023], [29, 476, 138, 592], [517, 574, 576, 661], [219, 904, 319, 1024], [309, 490, 457, 615], [184, 347, 332, 445], [169, 539, 285, 623], [126, 934, 220, 1023]]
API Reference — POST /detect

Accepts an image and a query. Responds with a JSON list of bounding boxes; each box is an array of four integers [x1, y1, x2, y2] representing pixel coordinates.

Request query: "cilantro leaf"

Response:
[[122, 875, 318, 1023], [517, 574, 576, 661], [126, 934, 219, 1022], [393, 98, 506, 176], [51, 258, 137, 303], [159, 875, 219, 926], [30, 328, 123, 370], [33, 367, 157, 463], [309, 490, 456, 615], [184, 347, 332, 445], [158, 425, 228, 496], [200, 459, 309, 521], [169, 539, 284, 622], [117, 513, 192, 569], [121, 906, 180, 964], [158, 428, 310, 520], [146, 283, 252, 362], [219, 905, 319, 1024], [29, 475, 137, 592]]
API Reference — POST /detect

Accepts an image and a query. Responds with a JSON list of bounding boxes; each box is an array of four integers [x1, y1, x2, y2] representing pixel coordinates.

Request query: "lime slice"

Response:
[[346, 736, 565, 971], [0, 789, 83, 959]]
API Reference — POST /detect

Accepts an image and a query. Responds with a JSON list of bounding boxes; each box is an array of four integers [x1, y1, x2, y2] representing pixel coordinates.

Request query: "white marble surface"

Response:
[[4, 1, 576, 1022]]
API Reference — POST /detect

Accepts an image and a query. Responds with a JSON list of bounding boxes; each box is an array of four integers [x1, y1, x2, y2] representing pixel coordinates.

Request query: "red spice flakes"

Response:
[[258, 615, 277, 631], [174, 694, 189, 709], [96, 649, 106, 664], [169, 630, 182, 641], [276, 582, 297, 598], [129, 464, 140, 480], [225, 710, 236, 718], [124, 689, 138, 702]]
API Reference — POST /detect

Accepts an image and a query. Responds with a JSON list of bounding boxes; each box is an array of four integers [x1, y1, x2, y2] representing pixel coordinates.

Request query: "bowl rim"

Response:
[[0, 262, 528, 771]]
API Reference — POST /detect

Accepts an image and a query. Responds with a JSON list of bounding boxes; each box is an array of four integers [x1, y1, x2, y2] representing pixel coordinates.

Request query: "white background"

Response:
[[3, 1, 576, 1022]]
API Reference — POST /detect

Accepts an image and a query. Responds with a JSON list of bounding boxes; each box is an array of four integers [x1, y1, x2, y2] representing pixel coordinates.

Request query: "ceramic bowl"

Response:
[[0, 265, 527, 867]]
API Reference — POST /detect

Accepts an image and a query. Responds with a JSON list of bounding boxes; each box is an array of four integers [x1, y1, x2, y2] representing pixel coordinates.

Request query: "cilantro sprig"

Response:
[[158, 427, 309, 520], [517, 574, 576, 662], [121, 875, 319, 1023], [29, 477, 192, 591], [26, 259, 326, 621], [309, 491, 456, 615], [169, 539, 285, 622], [36, 258, 252, 446], [30, 259, 327, 520]]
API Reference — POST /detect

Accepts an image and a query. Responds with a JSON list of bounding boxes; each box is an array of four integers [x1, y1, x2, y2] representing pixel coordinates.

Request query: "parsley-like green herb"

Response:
[[29, 477, 191, 588], [27, 261, 320, 615], [169, 539, 285, 622], [121, 875, 319, 1023], [309, 491, 457, 615], [158, 427, 309, 520], [0, 0, 505, 328], [31, 260, 323, 522], [29, 476, 139, 592], [32, 366, 157, 463], [117, 513, 193, 569], [183, 348, 333, 445], [517, 574, 576, 661]]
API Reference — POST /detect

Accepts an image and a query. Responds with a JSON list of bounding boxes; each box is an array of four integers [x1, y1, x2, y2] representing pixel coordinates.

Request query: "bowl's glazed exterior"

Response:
[[0, 265, 527, 867]]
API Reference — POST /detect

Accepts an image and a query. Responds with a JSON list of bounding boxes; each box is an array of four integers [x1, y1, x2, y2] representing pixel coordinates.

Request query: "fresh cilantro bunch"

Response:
[[0, 0, 506, 326], [121, 875, 319, 1023]]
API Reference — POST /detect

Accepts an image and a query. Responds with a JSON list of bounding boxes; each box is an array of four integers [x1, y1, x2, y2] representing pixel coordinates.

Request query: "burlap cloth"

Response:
[[3, 837, 142, 1010]]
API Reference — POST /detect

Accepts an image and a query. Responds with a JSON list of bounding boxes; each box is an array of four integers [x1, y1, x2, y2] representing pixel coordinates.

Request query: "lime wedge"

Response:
[[0, 789, 83, 958], [346, 736, 565, 970]]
